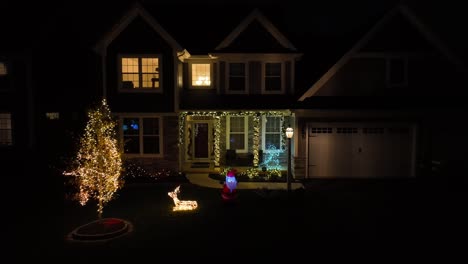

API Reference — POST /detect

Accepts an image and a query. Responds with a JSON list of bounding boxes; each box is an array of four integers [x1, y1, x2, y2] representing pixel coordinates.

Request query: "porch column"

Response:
[[252, 113, 260, 167]]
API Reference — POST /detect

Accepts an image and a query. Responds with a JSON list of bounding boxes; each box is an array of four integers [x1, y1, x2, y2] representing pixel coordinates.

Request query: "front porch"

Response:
[[178, 110, 294, 175]]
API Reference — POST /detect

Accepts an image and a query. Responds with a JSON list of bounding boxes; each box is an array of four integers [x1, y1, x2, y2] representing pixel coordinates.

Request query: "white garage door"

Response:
[[307, 122, 416, 178]]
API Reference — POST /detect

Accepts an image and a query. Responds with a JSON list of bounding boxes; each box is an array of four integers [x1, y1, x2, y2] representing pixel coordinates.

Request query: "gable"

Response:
[[108, 16, 173, 53], [94, 3, 183, 55], [218, 19, 290, 52], [360, 13, 433, 53], [215, 9, 296, 52], [298, 4, 467, 100]]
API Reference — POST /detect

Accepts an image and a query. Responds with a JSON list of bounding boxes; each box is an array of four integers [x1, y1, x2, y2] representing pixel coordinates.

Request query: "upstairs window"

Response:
[[263, 62, 283, 93], [122, 117, 162, 155], [227, 62, 247, 93], [191, 63, 211, 88], [0, 62, 7, 76], [386, 57, 408, 87], [0, 113, 12, 146], [120, 55, 161, 91]]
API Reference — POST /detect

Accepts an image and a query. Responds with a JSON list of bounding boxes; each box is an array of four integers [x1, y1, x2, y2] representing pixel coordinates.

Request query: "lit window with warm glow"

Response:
[[0, 113, 13, 146], [121, 56, 160, 90], [46, 112, 60, 120], [122, 117, 161, 155], [191, 64, 211, 87], [0, 62, 7, 76]]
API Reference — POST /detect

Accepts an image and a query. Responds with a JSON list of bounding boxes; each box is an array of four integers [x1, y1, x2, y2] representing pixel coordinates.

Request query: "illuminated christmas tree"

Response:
[[65, 99, 123, 218]]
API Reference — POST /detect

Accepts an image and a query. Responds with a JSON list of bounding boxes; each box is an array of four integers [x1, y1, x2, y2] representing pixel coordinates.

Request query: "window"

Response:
[[45, 112, 60, 120], [122, 117, 162, 155], [120, 55, 161, 91], [0, 113, 12, 146], [262, 116, 282, 152], [263, 62, 283, 93], [387, 57, 407, 87], [226, 116, 248, 153], [191, 63, 211, 87], [0, 62, 7, 76], [227, 63, 247, 93], [0, 61, 10, 91]]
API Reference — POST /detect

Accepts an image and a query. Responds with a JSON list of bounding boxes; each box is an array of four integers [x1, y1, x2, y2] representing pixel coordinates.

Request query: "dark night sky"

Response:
[[2, 0, 467, 63]]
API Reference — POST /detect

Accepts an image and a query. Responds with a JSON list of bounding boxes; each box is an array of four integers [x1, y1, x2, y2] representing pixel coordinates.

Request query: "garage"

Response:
[[307, 122, 416, 178]]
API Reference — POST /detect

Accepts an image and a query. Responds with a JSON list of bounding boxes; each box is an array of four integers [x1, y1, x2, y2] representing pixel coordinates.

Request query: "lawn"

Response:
[[23, 172, 468, 259]]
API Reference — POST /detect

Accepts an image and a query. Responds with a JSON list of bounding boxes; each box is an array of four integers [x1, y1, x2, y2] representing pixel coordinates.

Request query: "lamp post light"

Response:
[[286, 127, 294, 194]]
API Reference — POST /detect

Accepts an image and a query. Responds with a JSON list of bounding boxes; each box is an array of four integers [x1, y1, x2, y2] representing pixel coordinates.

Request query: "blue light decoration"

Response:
[[123, 124, 128, 131], [260, 144, 283, 170], [130, 122, 139, 130], [221, 169, 238, 202]]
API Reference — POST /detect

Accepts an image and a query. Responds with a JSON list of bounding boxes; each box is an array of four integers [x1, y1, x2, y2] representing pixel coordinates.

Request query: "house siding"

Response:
[[249, 61, 261, 94], [285, 61, 292, 94], [105, 16, 175, 113], [316, 53, 468, 97], [219, 61, 226, 94], [315, 57, 386, 96]]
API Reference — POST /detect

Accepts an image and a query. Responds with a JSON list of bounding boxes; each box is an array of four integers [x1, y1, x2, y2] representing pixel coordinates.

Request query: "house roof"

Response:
[[3, 0, 467, 103], [94, 2, 184, 55], [214, 8, 297, 52], [298, 4, 468, 101]]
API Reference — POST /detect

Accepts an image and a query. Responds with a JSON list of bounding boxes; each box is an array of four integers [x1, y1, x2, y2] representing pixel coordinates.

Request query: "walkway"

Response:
[[186, 173, 304, 190]]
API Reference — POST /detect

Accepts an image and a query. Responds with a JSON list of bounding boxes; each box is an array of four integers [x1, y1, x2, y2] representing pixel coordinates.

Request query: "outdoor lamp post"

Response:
[[286, 127, 293, 194]]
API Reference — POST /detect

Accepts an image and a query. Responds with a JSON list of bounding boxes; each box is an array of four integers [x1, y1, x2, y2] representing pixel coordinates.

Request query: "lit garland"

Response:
[[213, 116, 221, 166], [178, 110, 291, 167], [64, 99, 123, 218], [123, 161, 173, 181], [168, 185, 198, 211], [252, 115, 260, 167]]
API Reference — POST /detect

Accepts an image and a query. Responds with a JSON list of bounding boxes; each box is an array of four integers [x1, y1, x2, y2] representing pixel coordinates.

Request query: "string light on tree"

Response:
[[64, 99, 123, 219]]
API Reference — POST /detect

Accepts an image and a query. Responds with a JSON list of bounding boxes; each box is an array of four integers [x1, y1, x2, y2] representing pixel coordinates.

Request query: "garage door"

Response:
[[307, 122, 415, 178]]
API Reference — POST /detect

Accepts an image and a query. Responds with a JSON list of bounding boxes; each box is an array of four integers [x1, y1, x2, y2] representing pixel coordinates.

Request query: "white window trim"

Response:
[[0, 61, 8, 76], [226, 116, 248, 153], [261, 116, 282, 153], [226, 62, 249, 94], [120, 115, 164, 157], [188, 61, 214, 89], [261, 61, 285, 94], [386, 57, 408, 88], [117, 54, 163, 93], [0, 112, 13, 146]]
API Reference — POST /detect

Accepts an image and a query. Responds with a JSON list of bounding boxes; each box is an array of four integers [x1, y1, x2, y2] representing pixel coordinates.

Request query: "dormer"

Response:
[[210, 9, 302, 95]]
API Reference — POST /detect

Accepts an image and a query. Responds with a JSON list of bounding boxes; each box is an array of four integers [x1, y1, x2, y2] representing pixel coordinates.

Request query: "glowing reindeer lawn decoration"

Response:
[[168, 185, 198, 211]]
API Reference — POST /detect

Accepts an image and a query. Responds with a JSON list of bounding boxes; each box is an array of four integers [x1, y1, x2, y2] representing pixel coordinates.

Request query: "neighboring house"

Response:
[[294, 4, 468, 179], [0, 51, 34, 162], [93, 3, 302, 173]]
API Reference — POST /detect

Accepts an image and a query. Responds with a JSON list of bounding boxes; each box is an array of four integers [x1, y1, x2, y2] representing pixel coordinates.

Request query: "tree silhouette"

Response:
[[65, 99, 123, 218]]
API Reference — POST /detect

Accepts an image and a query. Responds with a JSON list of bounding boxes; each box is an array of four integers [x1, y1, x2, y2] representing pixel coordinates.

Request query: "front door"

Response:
[[194, 122, 209, 159]]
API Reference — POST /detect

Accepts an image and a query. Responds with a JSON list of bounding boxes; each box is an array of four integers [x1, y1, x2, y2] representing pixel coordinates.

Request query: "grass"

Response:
[[41, 172, 467, 259]]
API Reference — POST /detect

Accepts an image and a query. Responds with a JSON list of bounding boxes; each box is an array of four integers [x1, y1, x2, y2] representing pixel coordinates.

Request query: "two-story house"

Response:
[[93, 3, 302, 174], [0, 50, 34, 165], [32, 2, 467, 181]]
